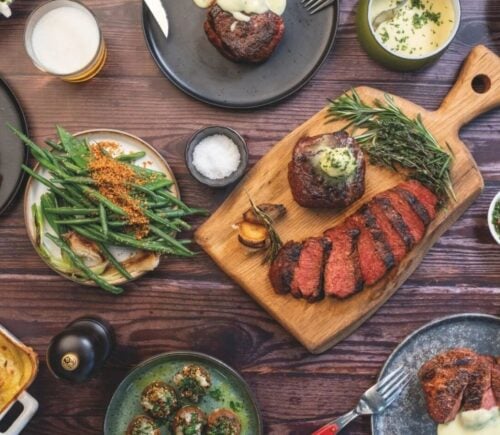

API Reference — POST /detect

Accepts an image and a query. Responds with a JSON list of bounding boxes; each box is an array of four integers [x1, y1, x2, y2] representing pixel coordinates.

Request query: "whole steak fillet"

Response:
[[418, 348, 500, 424], [288, 132, 365, 209], [204, 5, 285, 63]]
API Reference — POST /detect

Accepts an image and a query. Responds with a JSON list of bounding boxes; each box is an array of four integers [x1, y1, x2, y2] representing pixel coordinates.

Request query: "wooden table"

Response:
[[0, 1, 498, 434]]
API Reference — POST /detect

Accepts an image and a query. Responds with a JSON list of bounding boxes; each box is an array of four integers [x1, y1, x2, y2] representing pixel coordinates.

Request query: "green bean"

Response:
[[53, 176, 95, 185], [145, 178, 174, 190], [69, 225, 107, 243], [97, 243, 132, 280], [99, 203, 108, 237], [46, 233, 123, 294], [149, 225, 193, 255], [81, 186, 126, 216], [44, 207, 99, 215], [45, 139, 64, 152], [22, 165, 81, 207], [55, 218, 100, 225], [41, 193, 61, 235], [156, 190, 190, 211], [116, 151, 146, 162], [144, 209, 181, 231]]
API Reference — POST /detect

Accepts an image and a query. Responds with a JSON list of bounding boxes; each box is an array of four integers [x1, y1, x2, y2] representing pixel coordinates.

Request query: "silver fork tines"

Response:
[[302, 0, 336, 15]]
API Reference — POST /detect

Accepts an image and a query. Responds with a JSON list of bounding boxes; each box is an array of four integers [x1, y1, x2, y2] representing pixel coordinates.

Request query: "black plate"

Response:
[[0, 78, 28, 215], [372, 313, 500, 435], [143, 1, 339, 109]]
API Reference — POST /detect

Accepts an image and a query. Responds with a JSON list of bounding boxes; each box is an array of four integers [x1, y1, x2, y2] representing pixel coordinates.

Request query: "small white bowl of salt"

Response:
[[186, 126, 249, 188]]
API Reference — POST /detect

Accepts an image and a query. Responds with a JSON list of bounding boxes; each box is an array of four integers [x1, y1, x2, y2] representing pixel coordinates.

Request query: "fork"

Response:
[[312, 366, 411, 434], [301, 0, 337, 15]]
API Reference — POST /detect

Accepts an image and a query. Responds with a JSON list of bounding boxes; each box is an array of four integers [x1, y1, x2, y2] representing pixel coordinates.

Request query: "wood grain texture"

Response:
[[196, 46, 498, 352], [0, 1, 499, 434]]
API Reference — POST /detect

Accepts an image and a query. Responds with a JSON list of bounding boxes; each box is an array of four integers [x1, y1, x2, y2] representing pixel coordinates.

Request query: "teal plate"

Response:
[[104, 352, 263, 434]]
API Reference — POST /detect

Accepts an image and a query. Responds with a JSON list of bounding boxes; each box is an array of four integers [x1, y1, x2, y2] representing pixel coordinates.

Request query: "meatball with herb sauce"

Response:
[[172, 406, 207, 435], [207, 409, 242, 435], [140, 381, 178, 419], [173, 365, 211, 403], [126, 415, 160, 435]]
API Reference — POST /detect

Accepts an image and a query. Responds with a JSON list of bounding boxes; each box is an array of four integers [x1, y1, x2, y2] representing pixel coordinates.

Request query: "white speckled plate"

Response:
[[372, 313, 500, 435]]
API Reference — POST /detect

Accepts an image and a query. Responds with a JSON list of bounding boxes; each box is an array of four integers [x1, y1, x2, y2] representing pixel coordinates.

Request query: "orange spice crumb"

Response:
[[88, 142, 149, 239]]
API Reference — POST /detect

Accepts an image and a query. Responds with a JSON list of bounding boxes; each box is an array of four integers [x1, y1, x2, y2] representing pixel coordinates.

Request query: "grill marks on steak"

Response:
[[204, 6, 285, 63], [269, 180, 438, 301], [288, 132, 366, 209], [290, 237, 331, 302], [323, 227, 363, 298], [419, 349, 500, 424], [346, 207, 395, 286]]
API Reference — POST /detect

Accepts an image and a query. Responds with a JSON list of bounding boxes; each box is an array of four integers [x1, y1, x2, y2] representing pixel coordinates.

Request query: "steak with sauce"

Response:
[[419, 349, 500, 424], [204, 5, 285, 63], [288, 132, 366, 209]]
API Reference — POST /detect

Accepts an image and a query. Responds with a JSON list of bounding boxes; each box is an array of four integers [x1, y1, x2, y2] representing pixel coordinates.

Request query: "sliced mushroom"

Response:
[[242, 203, 286, 225]]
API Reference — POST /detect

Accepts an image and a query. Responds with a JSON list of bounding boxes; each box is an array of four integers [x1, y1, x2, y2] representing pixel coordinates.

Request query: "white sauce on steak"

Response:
[[194, 0, 286, 22], [438, 407, 500, 435]]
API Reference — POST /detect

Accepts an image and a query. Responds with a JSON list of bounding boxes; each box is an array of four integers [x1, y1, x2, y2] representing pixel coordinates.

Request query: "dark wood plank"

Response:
[[0, 0, 498, 433]]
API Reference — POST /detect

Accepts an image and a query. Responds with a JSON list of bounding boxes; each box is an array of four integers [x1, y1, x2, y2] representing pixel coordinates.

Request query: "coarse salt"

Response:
[[192, 134, 241, 180]]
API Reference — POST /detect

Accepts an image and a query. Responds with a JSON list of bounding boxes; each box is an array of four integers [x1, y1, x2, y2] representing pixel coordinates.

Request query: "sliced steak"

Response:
[[399, 180, 438, 220], [269, 241, 301, 295], [490, 356, 500, 406], [290, 237, 331, 302], [377, 190, 426, 243], [288, 132, 365, 209], [419, 348, 479, 423], [323, 226, 363, 298], [368, 201, 408, 264], [395, 187, 431, 226], [345, 206, 395, 286], [462, 355, 495, 411], [204, 6, 285, 63], [373, 196, 415, 251]]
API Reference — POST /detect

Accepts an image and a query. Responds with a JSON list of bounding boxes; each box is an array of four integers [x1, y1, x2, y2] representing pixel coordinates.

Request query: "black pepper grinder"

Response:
[[47, 316, 114, 383]]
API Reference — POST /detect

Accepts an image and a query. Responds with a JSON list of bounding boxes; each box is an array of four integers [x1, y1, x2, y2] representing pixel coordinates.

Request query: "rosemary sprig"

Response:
[[247, 196, 283, 264], [326, 89, 455, 201]]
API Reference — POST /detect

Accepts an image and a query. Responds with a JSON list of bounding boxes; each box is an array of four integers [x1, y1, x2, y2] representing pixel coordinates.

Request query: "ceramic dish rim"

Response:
[[103, 350, 264, 435], [366, 0, 462, 61], [370, 312, 500, 434], [23, 128, 179, 287], [0, 77, 29, 216], [141, 2, 340, 109], [487, 191, 500, 244]]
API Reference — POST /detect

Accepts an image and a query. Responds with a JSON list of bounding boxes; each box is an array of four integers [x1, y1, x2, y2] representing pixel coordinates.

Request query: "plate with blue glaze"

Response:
[[372, 313, 500, 435], [104, 351, 262, 435]]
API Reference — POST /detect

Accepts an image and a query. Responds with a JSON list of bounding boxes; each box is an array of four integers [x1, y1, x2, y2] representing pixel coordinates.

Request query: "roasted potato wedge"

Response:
[[238, 222, 269, 249]]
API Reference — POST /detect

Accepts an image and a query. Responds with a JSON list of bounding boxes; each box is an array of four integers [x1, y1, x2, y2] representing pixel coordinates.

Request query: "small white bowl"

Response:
[[488, 191, 500, 244]]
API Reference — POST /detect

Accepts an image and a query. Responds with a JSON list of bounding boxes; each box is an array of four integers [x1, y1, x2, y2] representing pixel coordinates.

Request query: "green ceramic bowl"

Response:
[[104, 351, 262, 435], [357, 0, 461, 71]]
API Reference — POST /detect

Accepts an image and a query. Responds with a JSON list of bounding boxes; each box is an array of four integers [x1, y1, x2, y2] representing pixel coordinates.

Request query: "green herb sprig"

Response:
[[247, 195, 283, 264], [326, 89, 455, 201]]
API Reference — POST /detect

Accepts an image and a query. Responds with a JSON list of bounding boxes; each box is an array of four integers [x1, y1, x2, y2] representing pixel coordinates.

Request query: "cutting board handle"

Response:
[[437, 45, 500, 131]]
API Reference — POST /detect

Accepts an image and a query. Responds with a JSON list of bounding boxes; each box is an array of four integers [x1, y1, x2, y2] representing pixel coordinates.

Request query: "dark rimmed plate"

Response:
[[372, 313, 500, 435], [0, 78, 28, 215], [143, 2, 339, 109], [104, 351, 263, 434]]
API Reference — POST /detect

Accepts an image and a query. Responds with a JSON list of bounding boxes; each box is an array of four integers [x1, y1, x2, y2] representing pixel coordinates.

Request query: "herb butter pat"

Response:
[[312, 146, 358, 179], [370, 0, 456, 58]]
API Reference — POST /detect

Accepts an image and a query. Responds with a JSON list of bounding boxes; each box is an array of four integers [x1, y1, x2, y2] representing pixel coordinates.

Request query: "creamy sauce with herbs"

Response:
[[194, 0, 286, 22], [311, 146, 357, 179], [370, 0, 456, 58], [438, 408, 500, 435]]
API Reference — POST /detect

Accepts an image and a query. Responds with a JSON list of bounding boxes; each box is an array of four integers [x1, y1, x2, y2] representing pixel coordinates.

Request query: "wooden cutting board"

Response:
[[195, 45, 500, 354]]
